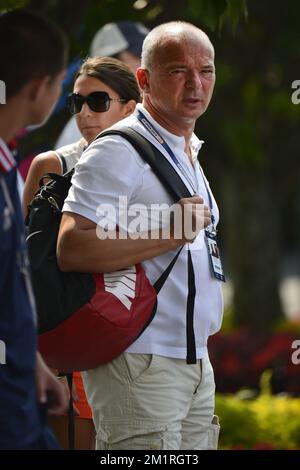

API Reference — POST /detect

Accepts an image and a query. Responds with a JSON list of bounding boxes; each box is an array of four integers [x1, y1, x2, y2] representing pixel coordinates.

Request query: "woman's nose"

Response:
[[79, 102, 92, 116]]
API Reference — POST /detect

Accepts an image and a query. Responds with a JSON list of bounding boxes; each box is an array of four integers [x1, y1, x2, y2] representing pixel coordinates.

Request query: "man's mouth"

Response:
[[184, 97, 203, 104]]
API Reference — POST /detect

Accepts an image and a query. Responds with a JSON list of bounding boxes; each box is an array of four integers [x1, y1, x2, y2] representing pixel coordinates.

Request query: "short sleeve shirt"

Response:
[[63, 104, 224, 359]]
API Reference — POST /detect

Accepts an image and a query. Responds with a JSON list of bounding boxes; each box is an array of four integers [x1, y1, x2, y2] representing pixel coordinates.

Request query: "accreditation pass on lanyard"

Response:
[[205, 226, 226, 282]]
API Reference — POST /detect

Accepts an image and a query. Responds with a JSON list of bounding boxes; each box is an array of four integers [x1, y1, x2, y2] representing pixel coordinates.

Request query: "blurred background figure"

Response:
[[55, 21, 148, 149], [90, 21, 148, 72]]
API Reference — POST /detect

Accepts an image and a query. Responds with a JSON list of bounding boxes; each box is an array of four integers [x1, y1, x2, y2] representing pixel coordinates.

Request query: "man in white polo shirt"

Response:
[[58, 21, 224, 450]]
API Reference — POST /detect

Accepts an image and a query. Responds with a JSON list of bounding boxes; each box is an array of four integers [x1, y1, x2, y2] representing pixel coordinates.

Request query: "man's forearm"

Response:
[[57, 224, 183, 273]]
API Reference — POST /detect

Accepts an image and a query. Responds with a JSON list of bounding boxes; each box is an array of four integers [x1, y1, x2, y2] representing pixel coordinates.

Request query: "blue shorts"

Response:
[[26, 426, 60, 450]]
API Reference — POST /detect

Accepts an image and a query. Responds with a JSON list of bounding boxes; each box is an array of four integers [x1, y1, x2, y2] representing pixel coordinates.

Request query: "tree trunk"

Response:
[[222, 166, 283, 331]]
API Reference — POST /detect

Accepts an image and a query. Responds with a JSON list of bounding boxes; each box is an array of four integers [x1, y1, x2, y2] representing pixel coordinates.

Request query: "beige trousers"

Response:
[[83, 352, 220, 450]]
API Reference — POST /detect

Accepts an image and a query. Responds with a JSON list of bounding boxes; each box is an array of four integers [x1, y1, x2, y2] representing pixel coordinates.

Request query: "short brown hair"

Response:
[[0, 9, 68, 99]]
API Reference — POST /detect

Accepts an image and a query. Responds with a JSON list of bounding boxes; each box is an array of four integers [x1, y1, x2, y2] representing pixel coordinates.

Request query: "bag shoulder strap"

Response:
[[60, 155, 68, 174], [54, 150, 68, 174], [96, 127, 193, 201]]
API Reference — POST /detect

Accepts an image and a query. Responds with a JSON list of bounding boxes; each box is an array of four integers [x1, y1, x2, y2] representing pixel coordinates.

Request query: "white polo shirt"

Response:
[[63, 103, 223, 359]]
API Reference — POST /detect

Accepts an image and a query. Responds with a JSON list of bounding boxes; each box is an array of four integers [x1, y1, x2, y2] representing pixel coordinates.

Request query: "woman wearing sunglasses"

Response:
[[23, 56, 140, 208], [23, 56, 141, 449]]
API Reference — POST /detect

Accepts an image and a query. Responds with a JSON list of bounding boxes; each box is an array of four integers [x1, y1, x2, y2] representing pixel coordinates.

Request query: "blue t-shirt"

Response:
[[0, 143, 43, 449]]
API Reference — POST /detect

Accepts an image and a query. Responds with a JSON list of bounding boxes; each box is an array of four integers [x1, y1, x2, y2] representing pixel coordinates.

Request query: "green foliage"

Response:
[[221, 113, 264, 168], [0, 0, 29, 10], [216, 394, 260, 448], [275, 319, 300, 336], [216, 387, 300, 449], [223, 0, 248, 30], [187, 0, 248, 31], [218, 306, 235, 333]]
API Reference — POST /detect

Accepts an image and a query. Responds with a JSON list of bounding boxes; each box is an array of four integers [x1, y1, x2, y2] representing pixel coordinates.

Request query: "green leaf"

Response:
[[187, 0, 247, 31], [0, 0, 29, 10]]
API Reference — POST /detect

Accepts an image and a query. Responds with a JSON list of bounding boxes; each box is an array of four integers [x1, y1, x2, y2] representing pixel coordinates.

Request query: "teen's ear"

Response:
[[136, 68, 150, 93], [123, 99, 137, 117], [27, 76, 50, 102]]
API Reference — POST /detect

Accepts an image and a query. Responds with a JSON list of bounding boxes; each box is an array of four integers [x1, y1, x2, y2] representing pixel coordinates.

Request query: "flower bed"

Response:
[[209, 328, 300, 395]]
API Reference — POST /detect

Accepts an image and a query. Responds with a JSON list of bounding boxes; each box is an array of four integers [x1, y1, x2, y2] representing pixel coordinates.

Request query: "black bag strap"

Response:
[[186, 249, 196, 364], [96, 127, 197, 364], [55, 150, 68, 175], [66, 373, 75, 450], [58, 372, 75, 450], [97, 127, 193, 201], [61, 155, 68, 175], [97, 127, 193, 292], [153, 246, 183, 293]]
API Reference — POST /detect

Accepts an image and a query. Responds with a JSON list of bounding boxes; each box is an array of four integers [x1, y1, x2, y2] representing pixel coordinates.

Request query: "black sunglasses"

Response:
[[66, 91, 126, 115]]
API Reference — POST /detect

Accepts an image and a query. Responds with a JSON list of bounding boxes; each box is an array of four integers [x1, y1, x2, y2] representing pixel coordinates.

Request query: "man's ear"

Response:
[[136, 68, 150, 93], [123, 99, 137, 117], [27, 76, 50, 102]]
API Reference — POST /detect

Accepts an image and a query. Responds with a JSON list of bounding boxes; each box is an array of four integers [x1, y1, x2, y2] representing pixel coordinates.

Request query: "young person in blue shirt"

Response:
[[0, 9, 69, 450]]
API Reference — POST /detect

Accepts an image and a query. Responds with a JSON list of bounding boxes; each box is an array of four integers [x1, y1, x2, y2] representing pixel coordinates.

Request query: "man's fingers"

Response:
[[171, 197, 212, 242], [179, 196, 205, 206]]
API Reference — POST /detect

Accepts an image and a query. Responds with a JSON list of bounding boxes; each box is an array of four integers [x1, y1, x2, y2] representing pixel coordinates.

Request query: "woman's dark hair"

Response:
[[75, 57, 141, 103], [0, 9, 68, 99]]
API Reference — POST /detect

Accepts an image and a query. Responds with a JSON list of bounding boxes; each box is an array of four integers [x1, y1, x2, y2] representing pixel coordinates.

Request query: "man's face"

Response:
[[30, 69, 66, 126], [144, 34, 215, 126]]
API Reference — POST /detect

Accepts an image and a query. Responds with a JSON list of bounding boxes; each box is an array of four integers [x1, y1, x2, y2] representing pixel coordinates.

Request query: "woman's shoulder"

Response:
[[30, 150, 61, 174], [56, 138, 86, 159], [56, 138, 87, 171]]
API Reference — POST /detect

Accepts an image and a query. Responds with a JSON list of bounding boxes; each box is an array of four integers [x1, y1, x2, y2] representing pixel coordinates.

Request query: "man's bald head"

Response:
[[141, 21, 214, 71]]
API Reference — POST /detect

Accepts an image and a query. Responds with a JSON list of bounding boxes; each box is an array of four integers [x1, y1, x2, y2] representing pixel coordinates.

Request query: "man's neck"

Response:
[[0, 122, 18, 144], [143, 100, 195, 156], [0, 98, 26, 143]]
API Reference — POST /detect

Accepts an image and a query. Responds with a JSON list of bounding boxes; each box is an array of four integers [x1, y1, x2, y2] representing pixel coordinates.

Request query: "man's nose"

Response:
[[186, 71, 203, 88]]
